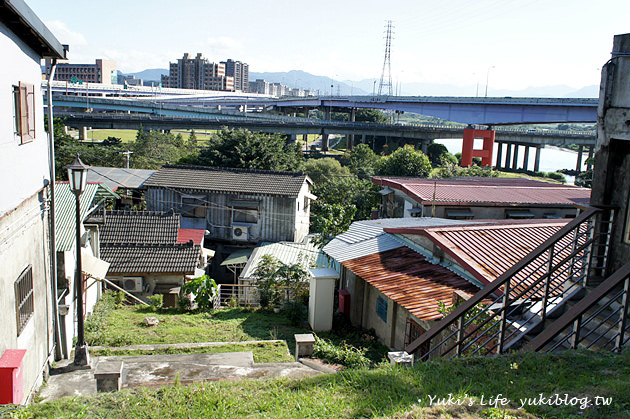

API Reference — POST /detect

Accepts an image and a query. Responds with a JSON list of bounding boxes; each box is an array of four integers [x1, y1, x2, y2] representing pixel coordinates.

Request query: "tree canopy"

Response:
[[189, 128, 304, 171], [376, 145, 432, 177]]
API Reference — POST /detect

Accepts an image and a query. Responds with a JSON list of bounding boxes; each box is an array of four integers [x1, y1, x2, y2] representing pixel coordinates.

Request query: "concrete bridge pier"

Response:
[[496, 142, 504, 169], [587, 146, 594, 170], [522, 146, 530, 170], [285, 134, 297, 144], [505, 144, 513, 169], [512, 144, 520, 169], [321, 132, 329, 151], [534, 146, 542, 172], [79, 126, 88, 141], [347, 108, 356, 150]]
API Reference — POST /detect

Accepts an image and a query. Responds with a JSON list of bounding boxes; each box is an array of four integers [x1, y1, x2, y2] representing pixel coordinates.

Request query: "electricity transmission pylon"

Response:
[[378, 20, 394, 97]]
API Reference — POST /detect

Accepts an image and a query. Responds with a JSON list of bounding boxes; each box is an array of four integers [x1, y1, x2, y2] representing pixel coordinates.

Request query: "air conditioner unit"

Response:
[[232, 225, 248, 241], [123, 277, 143, 293]]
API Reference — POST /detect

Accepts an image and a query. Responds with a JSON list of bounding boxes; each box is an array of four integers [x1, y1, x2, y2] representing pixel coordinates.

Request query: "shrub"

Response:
[[148, 294, 163, 309], [182, 275, 218, 311], [313, 335, 371, 368]]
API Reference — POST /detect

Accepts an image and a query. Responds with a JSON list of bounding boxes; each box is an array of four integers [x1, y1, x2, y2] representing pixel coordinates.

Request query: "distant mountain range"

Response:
[[123, 68, 598, 98]]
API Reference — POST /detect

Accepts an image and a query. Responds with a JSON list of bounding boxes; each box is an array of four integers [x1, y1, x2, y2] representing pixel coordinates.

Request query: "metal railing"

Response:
[[215, 283, 261, 308], [526, 261, 630, 353], [405, 206, 615, 360]]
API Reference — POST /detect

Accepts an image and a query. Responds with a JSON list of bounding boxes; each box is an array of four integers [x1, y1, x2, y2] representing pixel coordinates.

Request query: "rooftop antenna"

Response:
[[378, 20, 394, 97]]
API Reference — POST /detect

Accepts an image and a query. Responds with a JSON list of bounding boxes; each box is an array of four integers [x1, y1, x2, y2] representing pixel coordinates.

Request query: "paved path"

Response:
[[39, 351, 324, 402]]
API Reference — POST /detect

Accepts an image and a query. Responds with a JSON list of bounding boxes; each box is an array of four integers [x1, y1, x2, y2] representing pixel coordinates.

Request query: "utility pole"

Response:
[[120, 150, 133, 168]]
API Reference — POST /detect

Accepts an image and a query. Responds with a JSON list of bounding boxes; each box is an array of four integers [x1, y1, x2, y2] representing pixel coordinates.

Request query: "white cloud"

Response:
[[206, 37, 243, 53], [44, 20, 88, 47]]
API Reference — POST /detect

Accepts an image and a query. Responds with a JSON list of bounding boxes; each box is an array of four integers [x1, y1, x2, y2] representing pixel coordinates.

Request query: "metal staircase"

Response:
[[405, 206, 630, 360]]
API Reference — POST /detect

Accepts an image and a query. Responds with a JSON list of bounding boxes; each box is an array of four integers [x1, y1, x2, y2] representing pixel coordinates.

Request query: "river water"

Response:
[[434, 139, 588, 184]]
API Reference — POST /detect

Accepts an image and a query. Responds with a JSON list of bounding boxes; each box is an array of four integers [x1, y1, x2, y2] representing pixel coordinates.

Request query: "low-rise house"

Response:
[[99, 210, 209, 302], [323, 217, 571, 350], [373, 177, 590, 220], [0, 0, 66, 404], [143, 165, 315, 244], [54, 182, 118, 358]]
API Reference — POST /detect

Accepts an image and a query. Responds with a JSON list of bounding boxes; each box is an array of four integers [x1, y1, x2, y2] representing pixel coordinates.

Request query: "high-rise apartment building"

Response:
[[221, 59, 249, 92], [44, 59, 117, 84], [161, 53, 234, 91]]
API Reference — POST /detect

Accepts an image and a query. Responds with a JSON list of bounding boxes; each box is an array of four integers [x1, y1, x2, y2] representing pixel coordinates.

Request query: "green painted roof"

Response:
[[220, 248, 254, 266], [55, 183, 118, 252]]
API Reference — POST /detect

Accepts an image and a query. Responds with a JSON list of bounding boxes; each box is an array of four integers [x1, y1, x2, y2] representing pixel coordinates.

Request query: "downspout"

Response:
[[46, 60, 65, 360]]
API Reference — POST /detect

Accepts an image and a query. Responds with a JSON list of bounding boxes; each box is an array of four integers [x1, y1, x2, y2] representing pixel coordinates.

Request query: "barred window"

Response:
[[376, 295, 388, 322], [15, 266, 34, 335]]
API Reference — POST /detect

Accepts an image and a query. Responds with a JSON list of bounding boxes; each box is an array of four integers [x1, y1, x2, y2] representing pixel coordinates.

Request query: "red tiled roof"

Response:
[[372, 177, 591, 207], [386, 219, 570, 289], [177, 228, 205, 245], [341, 247, 479, 321]]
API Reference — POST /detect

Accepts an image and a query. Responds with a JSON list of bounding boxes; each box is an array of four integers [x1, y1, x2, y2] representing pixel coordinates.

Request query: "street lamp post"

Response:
[[65, 155, 90, 366], [485, 66, 495, 98]]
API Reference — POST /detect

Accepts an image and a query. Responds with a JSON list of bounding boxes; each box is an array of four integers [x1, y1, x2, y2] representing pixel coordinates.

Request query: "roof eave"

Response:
[[1, 0, 66, 59]]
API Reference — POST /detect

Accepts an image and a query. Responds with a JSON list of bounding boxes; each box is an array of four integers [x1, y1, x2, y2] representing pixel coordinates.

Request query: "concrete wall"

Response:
[[0, 192, 52, 404], [0, 21, 55, 403], [591, 33, 630, 273]]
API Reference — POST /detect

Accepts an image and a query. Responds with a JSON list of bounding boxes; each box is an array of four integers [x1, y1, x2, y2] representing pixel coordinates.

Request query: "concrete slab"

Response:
[[39, 351, 323, 403]]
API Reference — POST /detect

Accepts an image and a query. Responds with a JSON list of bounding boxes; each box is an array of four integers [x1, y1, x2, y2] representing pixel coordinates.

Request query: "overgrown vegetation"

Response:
[[312, 335, 371, 368], [12, 350, 630, 418]]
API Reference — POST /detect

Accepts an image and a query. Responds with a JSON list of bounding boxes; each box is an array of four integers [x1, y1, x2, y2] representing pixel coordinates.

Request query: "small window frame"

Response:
[[15, 265, 34, 336]]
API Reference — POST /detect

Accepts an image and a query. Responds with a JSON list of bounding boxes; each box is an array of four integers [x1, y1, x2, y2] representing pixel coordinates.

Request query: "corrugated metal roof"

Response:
[[390, 219, 570, 290], [87, 166, 156, 190], [55, 183, 118, 252], [342, 247, 479, 321], [177, 228, 205, 245], [373, 177, 591, 206], [323, 217, 474, 263], [220, 248, 254, 266], [240, 238, 329, 279], [143, 165, 309, 197]]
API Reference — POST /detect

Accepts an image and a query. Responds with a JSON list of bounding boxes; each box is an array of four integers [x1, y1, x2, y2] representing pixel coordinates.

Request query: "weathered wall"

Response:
[[592, 33, 630, 273], [146, 188, 301, 242]]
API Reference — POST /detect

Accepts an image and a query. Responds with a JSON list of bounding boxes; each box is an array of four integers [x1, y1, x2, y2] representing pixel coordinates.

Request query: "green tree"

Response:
[[182, 275, 218, 311], [355, 108, 388, 124], [252, 255, 310, 318], [426, 142, 457, 168], [311, 202, 357, 247], [131, 130, 190, 169], [376, 145, 431, 177], [342, 144, 380, 178], [186, 129, 199, 155], [304, 158, 351, 184], [190, 128, 304, 171]]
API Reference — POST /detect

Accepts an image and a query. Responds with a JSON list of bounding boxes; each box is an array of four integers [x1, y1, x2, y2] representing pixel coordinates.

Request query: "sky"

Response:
[[26, 0, 630, 92]]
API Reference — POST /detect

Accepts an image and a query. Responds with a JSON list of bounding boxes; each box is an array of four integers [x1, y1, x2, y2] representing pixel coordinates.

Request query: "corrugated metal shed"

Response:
[[373, 177, 591, 206], [55, 183, 118, 252], [342, 247, 479, 321], [323, 217, 474, 263], [240, 238, 329, 280]]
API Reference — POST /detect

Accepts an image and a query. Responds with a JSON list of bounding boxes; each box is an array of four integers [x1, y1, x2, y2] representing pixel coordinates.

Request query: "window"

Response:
[[13, 82, 36, 144], [230, 200, 259, 224], [376, 295, 388, 322], [181, 195, 206, 218], [15, 266, 34, 335]]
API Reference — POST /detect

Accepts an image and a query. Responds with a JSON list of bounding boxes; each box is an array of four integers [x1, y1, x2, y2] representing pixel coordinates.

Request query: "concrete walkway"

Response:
[[39, 351, 324, 402]]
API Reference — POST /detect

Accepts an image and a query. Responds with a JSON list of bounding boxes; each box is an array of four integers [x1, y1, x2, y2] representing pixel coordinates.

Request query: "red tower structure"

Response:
[[461, 128, 495, 167]]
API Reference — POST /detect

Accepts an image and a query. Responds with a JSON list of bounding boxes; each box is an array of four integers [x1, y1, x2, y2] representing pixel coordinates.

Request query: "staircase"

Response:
[[405, 206, 630, 360]]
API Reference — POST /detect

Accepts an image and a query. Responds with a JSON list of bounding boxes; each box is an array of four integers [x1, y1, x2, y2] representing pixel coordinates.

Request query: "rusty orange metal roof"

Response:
[[386, 219, 570, 293], [341, 247, 479, 321]]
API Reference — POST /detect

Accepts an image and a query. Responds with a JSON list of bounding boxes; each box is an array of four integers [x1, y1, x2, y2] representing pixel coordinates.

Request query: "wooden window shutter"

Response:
[[18, 82, 36, 144]]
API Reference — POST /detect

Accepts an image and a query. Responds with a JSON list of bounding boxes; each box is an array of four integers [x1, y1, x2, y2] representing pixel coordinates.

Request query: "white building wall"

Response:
[[0, 22, 51, 216]]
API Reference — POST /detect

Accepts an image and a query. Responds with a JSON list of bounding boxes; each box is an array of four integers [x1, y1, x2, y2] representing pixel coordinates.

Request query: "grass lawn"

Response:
[[11, 350, 630, 418], [86, 304, 309, 362]]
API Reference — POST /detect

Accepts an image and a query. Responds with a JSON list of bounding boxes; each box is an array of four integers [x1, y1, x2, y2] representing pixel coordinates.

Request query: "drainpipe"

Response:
[[46, 59, 65, 360]]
